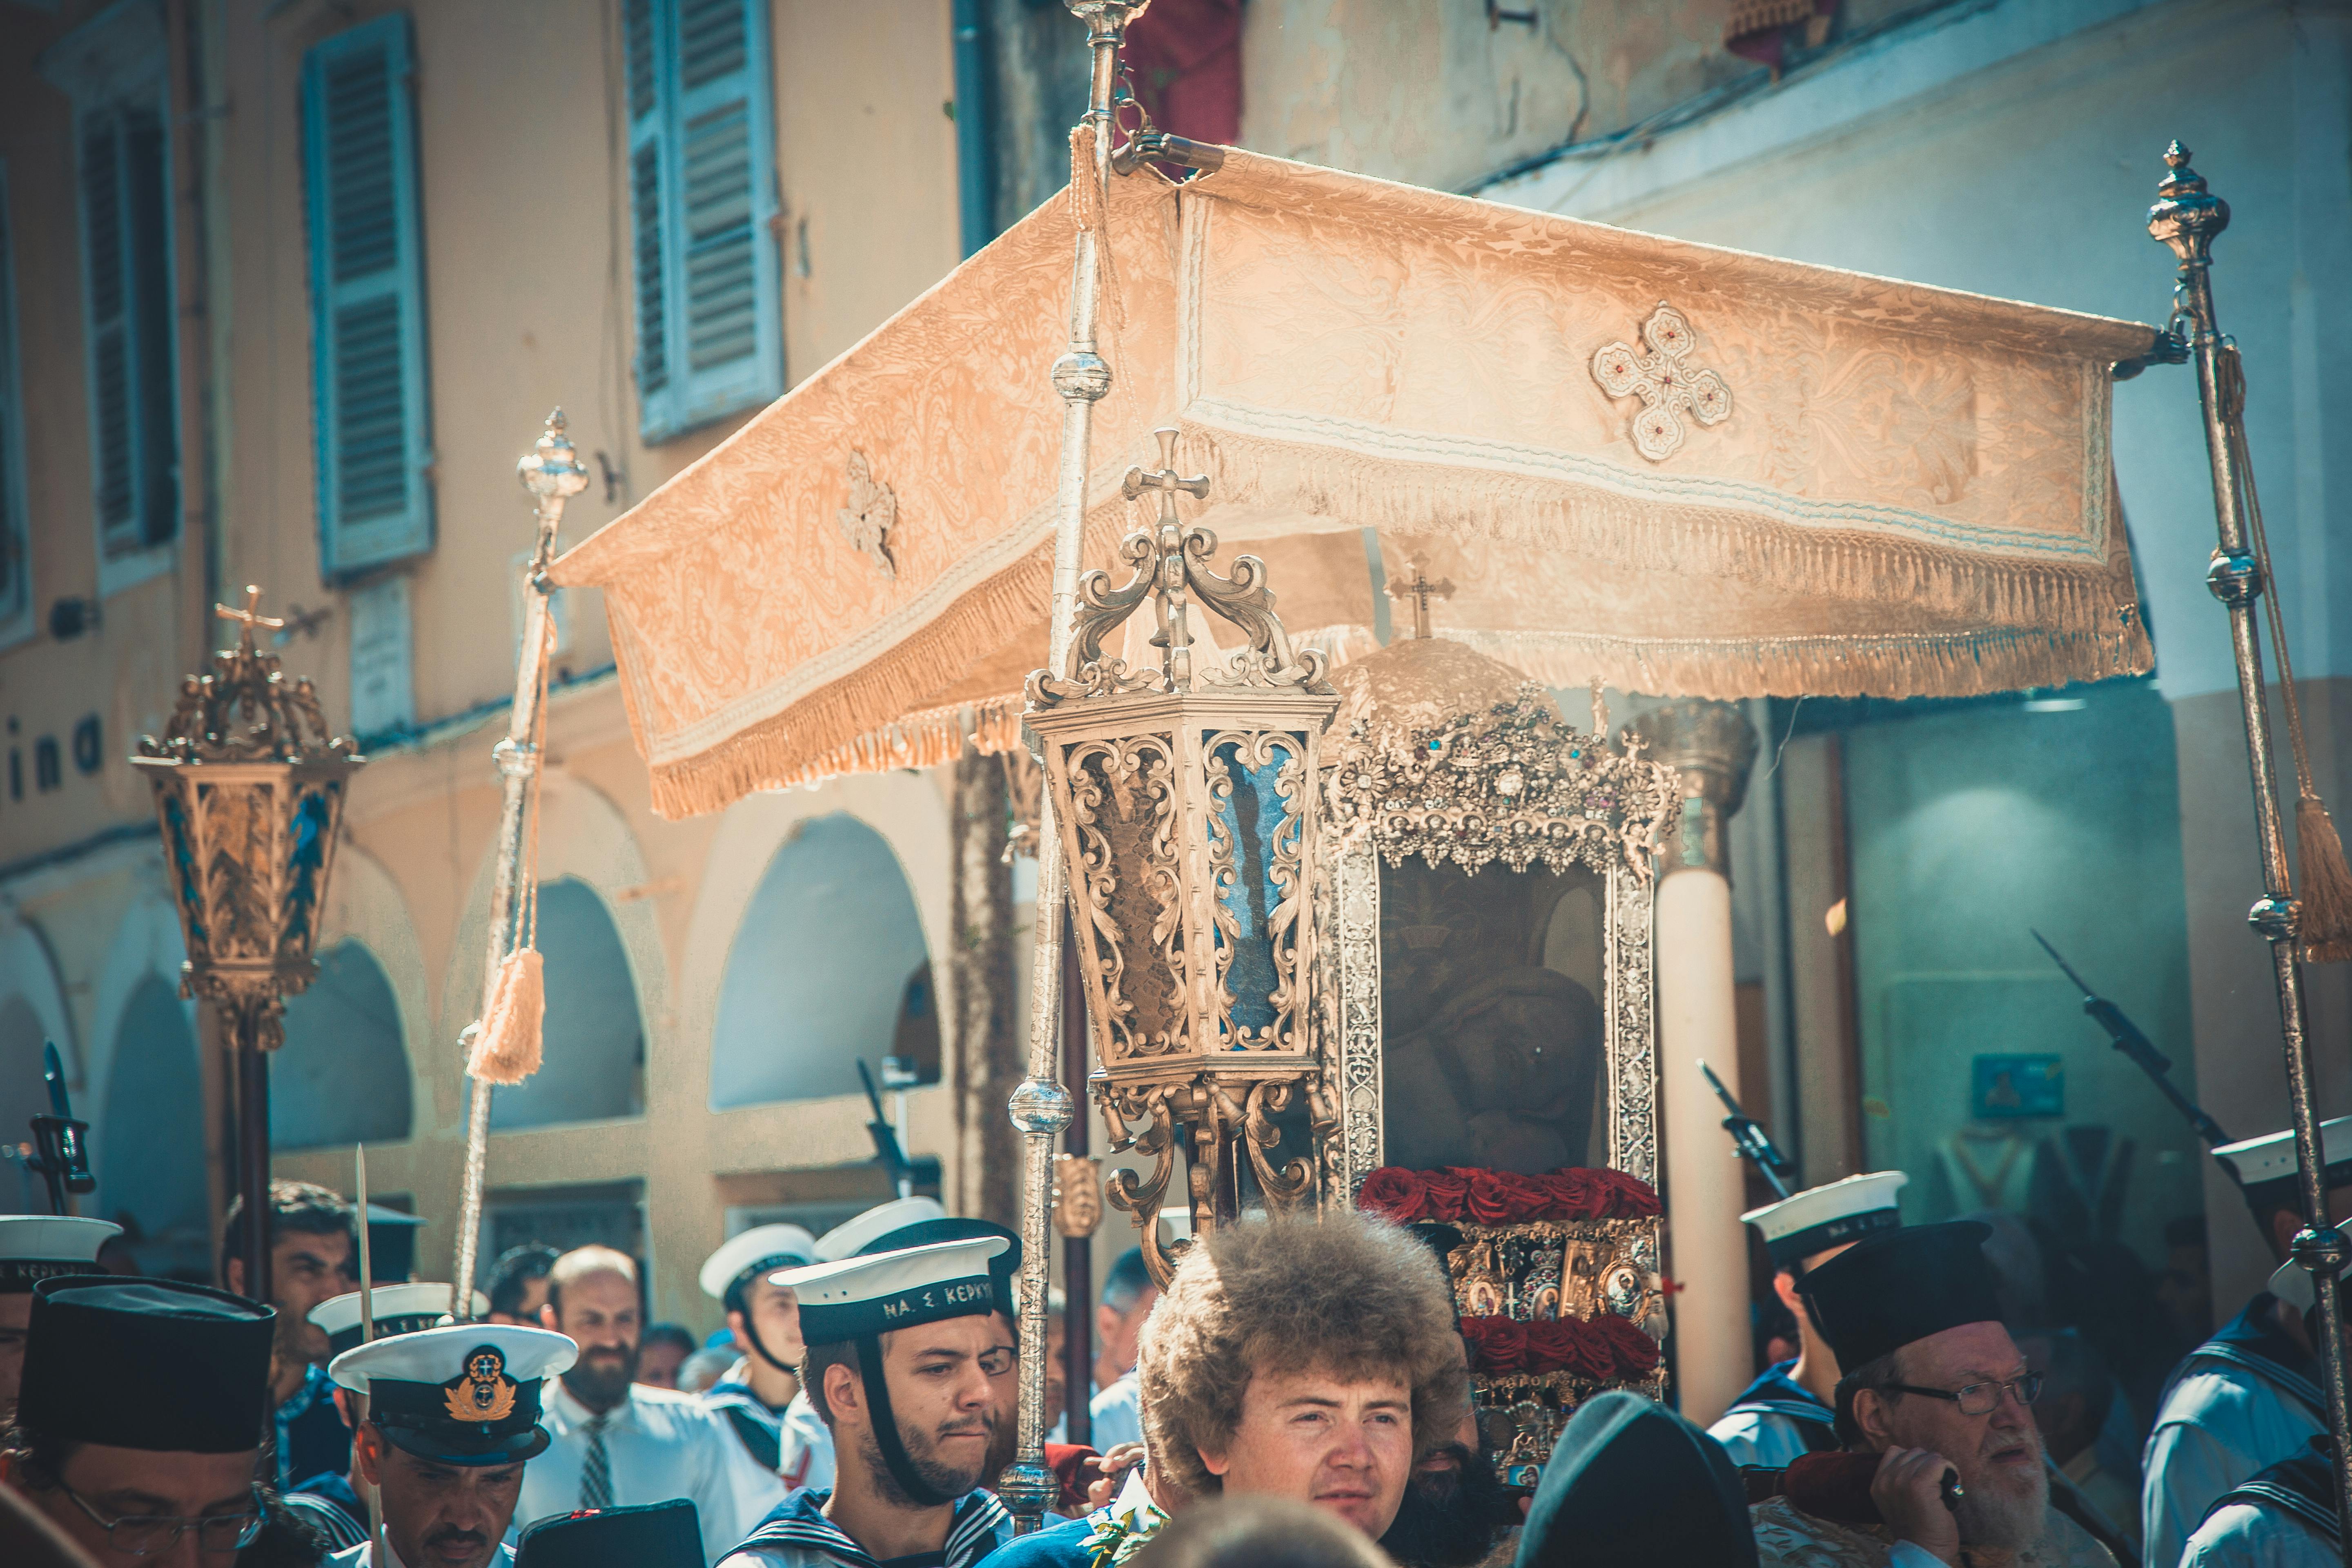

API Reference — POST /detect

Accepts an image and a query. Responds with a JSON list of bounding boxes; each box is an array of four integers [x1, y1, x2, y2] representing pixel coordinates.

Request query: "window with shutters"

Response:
[[41, 1, 180, 597], [0, 164, 30, 648], [623, 0, 782, 443], [302, 14, 434, 579]]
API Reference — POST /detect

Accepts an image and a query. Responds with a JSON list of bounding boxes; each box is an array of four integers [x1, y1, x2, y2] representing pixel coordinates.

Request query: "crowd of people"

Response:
[[2, 1113, 2349, 1568]]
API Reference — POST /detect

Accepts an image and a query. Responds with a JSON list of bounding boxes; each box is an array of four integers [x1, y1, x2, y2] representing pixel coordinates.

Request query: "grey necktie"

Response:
[[579, 1413, 613, 1510]]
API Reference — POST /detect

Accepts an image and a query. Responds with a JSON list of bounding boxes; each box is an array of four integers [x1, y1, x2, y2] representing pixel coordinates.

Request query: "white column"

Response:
[[1631, 699, 1760, 1429], [1656, 867, 1749, 1426]]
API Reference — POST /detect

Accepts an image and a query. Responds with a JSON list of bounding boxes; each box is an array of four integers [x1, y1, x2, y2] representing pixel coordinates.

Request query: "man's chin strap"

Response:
[[855, 1335, 957, 1508], [739, 1311, 797, 1379]]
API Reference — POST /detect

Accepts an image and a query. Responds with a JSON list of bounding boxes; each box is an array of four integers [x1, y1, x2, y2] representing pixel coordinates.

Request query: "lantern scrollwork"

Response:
[[1026, 428, 1339, 1286]]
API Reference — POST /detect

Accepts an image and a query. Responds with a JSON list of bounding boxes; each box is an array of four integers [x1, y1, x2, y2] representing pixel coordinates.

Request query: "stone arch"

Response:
[[0, 920, 75, 1214], [97, 972, 207, 1275], [445, 773, 662, 1129], [272, 941, 413, 1148], [677, 770, 952, 1117], [710, 813, 933, 1109]]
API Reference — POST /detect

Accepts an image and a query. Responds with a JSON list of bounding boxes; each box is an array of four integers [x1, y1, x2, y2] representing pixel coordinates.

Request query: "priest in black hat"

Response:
[[0, 1276, 276, 1566], [718, 1236, 1017, 1568], [1747, 1223, 2114, 1568]]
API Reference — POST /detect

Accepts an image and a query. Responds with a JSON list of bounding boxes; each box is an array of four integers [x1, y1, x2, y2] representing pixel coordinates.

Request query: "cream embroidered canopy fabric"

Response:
[[552, 147, 2156, 819]]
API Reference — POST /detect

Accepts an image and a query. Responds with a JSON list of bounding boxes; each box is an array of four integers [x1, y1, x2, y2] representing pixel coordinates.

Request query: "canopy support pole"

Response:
[[451, 413, 589, 1316], [2149, 143, 2352, 1565], [1001, 1, 1140, 1536]]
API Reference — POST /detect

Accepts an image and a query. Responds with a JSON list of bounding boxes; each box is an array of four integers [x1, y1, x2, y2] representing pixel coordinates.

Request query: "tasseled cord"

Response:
[[467, 622, 552, 1083], [2221, 343, 2352, 960]]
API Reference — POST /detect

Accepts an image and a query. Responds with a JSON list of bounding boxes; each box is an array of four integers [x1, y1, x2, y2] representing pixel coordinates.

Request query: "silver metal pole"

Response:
[[2148, 143, 2352, 1562], [999, 1, 1143, 1535], [450, 412, 589, 1314]]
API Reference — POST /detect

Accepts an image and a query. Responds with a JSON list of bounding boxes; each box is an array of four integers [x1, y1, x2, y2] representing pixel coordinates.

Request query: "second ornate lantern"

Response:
[[1027, 430, 1340, 1285]]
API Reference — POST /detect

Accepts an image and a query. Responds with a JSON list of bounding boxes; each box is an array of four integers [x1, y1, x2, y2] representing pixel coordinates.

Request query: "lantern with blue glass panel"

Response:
[[1025, 429, 1341, 1286]]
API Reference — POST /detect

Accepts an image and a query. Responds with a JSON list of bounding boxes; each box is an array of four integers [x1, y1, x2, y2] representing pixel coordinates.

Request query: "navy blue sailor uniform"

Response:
[[1710, 1359, 1840, 1469], [2146, 1118, 2352, 1568], [698, 1223, 821, 1473], [2182, 1438, 2341, 1568], [717, 1235, 1020, 1568]]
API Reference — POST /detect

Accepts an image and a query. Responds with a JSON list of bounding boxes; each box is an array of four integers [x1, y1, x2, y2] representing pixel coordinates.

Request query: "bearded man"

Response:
[[517, 1245, 786, 1564], [719, 1236, 1017, 1568], [1748, 1222, 2115, 1568]]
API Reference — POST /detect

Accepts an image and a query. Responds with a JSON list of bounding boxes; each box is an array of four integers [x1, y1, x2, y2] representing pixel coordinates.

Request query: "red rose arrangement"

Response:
[[1355, 1165, 1660, 1225], [1459, 1311, 1660, 1379]]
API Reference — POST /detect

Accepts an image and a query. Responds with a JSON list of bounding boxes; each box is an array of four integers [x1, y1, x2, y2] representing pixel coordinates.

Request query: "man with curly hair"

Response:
[[980, 1209, 1466, 1568]]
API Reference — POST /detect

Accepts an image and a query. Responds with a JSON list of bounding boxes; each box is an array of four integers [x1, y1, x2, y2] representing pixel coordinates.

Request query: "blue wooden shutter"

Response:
[[80, 113, 135, 552], [303, 14, 433, 578], [628, 0, 780, 442]]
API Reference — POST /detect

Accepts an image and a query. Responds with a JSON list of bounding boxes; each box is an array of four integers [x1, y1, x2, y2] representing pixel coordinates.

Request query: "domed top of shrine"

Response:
[[1327, 636, 1555, 760]]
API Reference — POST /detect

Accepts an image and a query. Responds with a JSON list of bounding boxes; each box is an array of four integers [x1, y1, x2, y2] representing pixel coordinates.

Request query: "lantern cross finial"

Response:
[[1384, 560, 1455, 640], [1120, 427, 1214, 687], [216, 585, 286, 654]]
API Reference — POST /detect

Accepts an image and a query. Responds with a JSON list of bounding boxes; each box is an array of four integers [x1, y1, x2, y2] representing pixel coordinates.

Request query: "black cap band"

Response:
[[0, 1259, 105, 1294], [327, 1311, 456, 1359], [367, 1344, 553, 1467]]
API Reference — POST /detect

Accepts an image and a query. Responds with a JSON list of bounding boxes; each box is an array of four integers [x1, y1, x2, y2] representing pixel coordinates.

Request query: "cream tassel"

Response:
[[467, 949, 545, 1085]]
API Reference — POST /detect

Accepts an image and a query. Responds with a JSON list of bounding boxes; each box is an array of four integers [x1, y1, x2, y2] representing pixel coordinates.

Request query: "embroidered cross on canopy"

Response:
[[550, 147, 2156, 819]]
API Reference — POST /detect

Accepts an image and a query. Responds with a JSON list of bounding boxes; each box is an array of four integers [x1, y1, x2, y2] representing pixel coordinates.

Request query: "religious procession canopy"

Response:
[[551, 147, 2156, 819]]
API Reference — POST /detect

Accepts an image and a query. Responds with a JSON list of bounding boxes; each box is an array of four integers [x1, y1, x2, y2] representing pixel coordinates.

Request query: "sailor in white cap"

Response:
[[326, 1321, 577, 1568], [2145, 1117, 2352, 1568], [718, 1237, 1015, 1568], [774, 1198, 944, 1492], [0, 1214, 118, 1417], [1707, 1172, 1906, 1467], [286, 1283, 490, 1551], [2180, 1260, 2348, 1568], [698, 1224, 819, 1471]]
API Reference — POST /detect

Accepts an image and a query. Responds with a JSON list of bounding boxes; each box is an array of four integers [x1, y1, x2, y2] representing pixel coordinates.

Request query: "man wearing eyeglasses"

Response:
[[0, 1276, 276, 1567], [1748, 1222, 2116, 1568]]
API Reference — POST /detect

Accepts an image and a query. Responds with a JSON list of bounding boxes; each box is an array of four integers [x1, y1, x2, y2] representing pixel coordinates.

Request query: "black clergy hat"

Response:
[[21, 1278, 274, 1453], [515, 1499, 703, 1568], [1515, 1390, 1757, 1568], [1796, 1221, 2001, 1371]]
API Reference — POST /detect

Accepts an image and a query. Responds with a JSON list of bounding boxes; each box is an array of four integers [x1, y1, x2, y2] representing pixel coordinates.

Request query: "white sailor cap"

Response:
[[699, 1223, 819, 1303], [773, 1235, 1007, 1344], [1742, 1172, 1907, 1266], [330, 1323, 576, 1466], [812, 1196, 945, 1263], [0, 1216, 120, 1292], [2214, 1117, 2352, 1201], [309, 1282, 489, 1358]]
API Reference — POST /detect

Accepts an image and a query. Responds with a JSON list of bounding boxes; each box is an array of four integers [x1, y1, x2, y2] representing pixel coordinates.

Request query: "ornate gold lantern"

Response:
[[1026, 430, 1339, 1284], [134, 589, 366, 1300]]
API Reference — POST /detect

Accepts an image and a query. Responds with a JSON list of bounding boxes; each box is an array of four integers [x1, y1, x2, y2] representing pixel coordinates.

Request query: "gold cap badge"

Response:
[[442, 1344, 518, 1424]]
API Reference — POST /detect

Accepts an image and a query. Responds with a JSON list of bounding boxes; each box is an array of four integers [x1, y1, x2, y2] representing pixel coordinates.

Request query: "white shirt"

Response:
[[518, 1379, 788, 1565], [2144, 1362, 2325, 1568], [1089, 1370, 1142, 1453], [775, 1387, 836, 1494], [332, 1544, 514, 1568], [2183, 1502, 2336, 1568]]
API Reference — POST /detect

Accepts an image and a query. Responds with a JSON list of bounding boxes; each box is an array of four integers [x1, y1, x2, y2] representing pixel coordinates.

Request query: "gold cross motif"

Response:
[[214, 585, 285, 653], [1120, 428, 1212, 685], [1384, 560, 1454, 640], [1590, 302, 1733, 462]]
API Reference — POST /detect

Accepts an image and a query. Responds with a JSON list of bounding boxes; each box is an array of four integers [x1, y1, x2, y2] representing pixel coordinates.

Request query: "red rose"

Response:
[[1520, 1319, 1579, 1375], [1574, 1168, 1661, 1218], [1419, 1169, 1469, 1223], [1592, 1312, 1663, 1375], [1612, 1172, 1664, 1217], [1498, 1172, 1555, 1223], [1533, 1169, 1593, 1219], [1459, 1316, 1529, 1374], [1356, 1167, 1428, 1223], [1463, 1169, 1517, 1225]]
